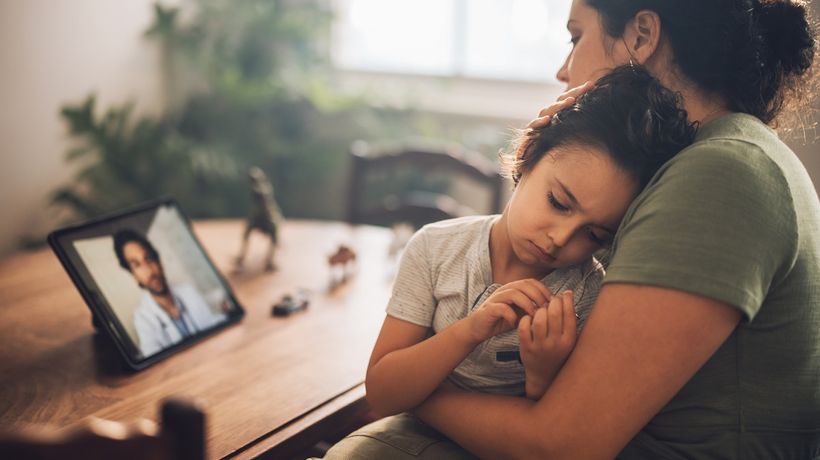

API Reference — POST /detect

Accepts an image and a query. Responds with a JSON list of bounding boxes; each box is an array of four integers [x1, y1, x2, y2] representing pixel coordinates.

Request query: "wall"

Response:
[[0, 0, 175, 258]]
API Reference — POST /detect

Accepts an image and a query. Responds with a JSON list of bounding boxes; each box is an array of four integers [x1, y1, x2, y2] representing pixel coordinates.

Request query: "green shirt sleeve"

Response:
[[604, 138, 798, 320]]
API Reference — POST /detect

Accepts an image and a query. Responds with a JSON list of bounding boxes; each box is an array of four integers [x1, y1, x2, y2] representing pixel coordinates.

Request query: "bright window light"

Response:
[[332, 0, 572, 83]]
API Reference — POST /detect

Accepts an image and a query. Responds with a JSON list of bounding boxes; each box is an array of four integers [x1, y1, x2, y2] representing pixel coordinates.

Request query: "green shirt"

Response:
[[605, 113, 820, 459]]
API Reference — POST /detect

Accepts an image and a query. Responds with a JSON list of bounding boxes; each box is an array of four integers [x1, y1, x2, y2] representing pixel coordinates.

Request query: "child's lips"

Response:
[[531, 241, 556, 262]]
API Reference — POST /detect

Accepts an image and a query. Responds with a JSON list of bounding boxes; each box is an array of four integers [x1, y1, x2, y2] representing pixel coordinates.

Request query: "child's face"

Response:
[[504, 144, 638, 270]]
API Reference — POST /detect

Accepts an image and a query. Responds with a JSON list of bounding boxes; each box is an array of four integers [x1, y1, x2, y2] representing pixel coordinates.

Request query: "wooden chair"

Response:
[[0, 399, 205, 460], [346, 140, 504, 230]]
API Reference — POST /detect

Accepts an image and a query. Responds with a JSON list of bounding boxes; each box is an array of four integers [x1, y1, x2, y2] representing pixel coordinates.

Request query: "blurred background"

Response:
[[1, 0, 818, 259]]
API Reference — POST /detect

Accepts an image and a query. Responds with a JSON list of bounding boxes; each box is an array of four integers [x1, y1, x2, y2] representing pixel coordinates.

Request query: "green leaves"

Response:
[[54, 94, 193, 218]]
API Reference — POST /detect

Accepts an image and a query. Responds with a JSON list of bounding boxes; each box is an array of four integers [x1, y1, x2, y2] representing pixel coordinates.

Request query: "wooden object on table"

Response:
[[0, 220, 393, 459], [0, 399, 204, 460]]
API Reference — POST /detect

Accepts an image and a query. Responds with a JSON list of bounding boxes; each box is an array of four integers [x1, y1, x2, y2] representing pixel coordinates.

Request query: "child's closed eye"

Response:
[[548, 192, 570, 212], [586, 227, 611, 246]]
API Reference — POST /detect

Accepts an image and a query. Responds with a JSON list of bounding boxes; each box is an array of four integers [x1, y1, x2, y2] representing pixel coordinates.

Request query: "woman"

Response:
[[322, 0, 819, 458]]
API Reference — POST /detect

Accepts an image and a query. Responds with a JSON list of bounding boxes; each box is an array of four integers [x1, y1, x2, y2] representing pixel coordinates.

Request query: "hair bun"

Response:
[[756, 0, 815, 75]]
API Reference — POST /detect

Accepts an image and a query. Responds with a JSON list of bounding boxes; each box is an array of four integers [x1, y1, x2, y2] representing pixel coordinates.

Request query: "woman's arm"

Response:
[[414, 283, 742, 459]]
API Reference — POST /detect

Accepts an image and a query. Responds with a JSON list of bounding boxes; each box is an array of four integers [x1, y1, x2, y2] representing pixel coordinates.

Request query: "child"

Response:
[[365, 66, 696, 415]]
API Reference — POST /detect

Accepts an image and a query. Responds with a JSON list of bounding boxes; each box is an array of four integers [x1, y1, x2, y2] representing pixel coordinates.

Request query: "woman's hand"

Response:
[[519, 290, 577, 399], [462, 279, 553, 345], [527, 81, 594, 129]]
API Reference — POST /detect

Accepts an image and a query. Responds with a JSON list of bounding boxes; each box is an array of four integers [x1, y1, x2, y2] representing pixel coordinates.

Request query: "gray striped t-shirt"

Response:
[[386, 215, 603, 396]]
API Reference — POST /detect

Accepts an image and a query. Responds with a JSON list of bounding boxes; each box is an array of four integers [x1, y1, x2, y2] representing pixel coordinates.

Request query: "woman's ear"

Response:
[[623, 10, 662, 65]]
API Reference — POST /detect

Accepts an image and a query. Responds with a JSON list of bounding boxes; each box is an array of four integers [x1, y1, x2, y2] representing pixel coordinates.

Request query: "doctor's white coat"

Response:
[[133, 284, 226, 358]]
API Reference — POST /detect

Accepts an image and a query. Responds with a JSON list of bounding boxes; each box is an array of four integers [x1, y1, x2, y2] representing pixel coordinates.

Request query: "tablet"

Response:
[[48, 198, 244, 370]]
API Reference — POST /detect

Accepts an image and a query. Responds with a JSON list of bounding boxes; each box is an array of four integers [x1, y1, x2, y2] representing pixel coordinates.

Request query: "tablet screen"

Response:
[[49, 199, 243, 369]]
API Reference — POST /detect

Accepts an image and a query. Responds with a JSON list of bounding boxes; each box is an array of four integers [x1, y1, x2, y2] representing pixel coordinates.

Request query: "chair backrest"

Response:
[[346, 140, 504, 229], [0, 399, 205, 460]]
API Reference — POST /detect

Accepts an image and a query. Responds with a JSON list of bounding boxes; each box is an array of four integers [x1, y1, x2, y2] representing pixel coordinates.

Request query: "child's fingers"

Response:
[[518, 314, 533, 346], [496, 279, 553, 310], [499, 304, 522, 331], [493, 289, 537, 317], [532, 305, 548, 339], [487, 302, 513, 318], [562, 291, 577, 336], [547, 292, 565, 338], [484, 303, 517, 333], [516, 279, 554, 307]]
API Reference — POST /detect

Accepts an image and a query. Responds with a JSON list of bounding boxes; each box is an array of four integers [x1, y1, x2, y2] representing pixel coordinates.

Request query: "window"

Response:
[[332, 0, 572, 83]]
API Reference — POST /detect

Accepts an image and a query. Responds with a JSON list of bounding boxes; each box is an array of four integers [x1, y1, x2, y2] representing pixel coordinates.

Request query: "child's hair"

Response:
[[501, 65, 696, 189]]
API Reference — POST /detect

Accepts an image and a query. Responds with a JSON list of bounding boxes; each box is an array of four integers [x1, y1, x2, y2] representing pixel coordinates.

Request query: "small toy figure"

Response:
[[271, 290, 310, 316], [328, 245, 357, 286], [235, 166, 284, 272]]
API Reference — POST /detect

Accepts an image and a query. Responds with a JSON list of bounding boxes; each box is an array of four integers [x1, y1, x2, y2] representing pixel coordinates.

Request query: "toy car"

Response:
[[272, 290, 310, 316]]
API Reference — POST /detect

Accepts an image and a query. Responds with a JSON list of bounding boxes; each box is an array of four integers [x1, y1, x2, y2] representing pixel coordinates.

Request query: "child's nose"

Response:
[[548, 226, 574, 249]]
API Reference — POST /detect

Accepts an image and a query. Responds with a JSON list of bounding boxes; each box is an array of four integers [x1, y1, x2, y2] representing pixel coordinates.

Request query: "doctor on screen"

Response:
[[113, 229, 226, 357]]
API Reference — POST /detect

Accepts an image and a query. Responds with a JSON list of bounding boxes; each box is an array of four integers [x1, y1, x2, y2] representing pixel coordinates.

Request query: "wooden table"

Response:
[[0, 220, 396, 459]]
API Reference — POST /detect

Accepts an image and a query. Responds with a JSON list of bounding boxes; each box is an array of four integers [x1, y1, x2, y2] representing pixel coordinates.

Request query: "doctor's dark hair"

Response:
[[113, 229, 160, 271], [585, 0, 817, 124], [501, 65, 696, 189]]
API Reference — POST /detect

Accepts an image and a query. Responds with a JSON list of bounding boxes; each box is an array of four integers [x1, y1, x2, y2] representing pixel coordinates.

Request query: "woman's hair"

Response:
[[501, 65, 696, 189], [585, 0, 817, 124]]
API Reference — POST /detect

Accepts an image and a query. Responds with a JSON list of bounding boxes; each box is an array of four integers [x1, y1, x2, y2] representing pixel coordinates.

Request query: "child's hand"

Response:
[[518, 290, 578, 399], [463, 279, 553, 345]]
